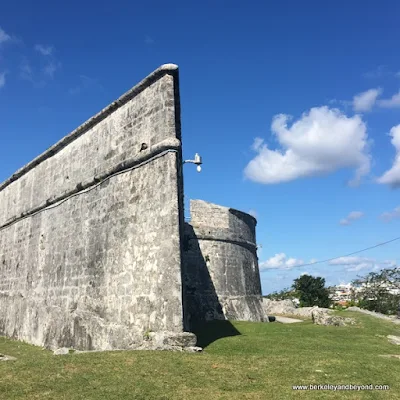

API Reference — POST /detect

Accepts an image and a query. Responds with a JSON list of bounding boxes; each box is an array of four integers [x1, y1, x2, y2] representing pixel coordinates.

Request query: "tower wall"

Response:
[[183, 200, 266, 326]]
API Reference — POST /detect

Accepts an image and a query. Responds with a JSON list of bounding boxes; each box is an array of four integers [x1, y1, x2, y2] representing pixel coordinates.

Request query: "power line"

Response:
[[288, 235, 400, 269]]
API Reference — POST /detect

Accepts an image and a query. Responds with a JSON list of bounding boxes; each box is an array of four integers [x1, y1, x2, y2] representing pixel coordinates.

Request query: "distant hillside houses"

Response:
[[330, 282, 400, 303]]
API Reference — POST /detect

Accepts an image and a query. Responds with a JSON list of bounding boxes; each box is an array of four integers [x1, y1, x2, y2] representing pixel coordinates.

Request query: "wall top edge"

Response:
[[189, 199, 257, 224], [0, 63, 179, 193]]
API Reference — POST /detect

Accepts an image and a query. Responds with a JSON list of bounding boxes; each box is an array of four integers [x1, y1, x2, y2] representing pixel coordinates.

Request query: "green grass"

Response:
[[0, 311, 399, 399]]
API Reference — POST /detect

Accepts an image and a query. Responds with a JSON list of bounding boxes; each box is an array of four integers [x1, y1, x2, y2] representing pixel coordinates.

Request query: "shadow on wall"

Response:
[[182, 223, 240, 348]]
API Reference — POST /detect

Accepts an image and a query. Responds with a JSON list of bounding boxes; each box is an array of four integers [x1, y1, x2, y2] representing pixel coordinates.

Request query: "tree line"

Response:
[[264, 266, 400, 316]]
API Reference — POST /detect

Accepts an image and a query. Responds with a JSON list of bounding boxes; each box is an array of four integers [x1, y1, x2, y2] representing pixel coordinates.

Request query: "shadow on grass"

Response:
[[190, 320, 241, 349]]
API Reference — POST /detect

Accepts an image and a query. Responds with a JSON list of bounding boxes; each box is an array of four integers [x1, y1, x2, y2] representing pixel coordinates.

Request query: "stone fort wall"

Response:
[[0, 64, 267, 352], [0, 64, 191, 350], [183, 200, 266, 327]]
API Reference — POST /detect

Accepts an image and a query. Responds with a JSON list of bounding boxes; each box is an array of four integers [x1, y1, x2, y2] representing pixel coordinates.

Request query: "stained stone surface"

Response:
[[0, 64, 268, 353], [182, 200, 266, 326], [0, 64, 188, 351]]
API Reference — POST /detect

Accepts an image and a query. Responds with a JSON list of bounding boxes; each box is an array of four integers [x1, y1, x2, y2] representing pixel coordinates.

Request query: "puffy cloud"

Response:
[[19, 59, 34, 82], [329, 256, 371, 266], [0, 27, 11, 45], [362, 65, 388, 79], [329, 257, 396, 272], [353, 88, 382, 112], [244, 107, 371, 185], [380, 205, 400, 222], [339, 211, 364, 226], [377, 125, 400, 188], [33, 44, 61, 79], [43, 61, 61, 78], [34, 44, 53, 56], [260, 253, 304, 270], [377, 90, 400, 108]]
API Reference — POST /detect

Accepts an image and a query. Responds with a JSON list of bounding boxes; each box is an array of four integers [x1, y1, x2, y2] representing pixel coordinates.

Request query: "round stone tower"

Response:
[[182, 200, 266, 327]]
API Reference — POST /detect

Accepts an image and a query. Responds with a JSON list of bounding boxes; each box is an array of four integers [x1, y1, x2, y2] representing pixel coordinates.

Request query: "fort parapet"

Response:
[[0, 64, 266, 352]]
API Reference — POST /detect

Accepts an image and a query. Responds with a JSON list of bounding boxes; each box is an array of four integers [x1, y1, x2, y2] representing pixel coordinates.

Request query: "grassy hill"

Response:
[[0, 311, 399, 399]]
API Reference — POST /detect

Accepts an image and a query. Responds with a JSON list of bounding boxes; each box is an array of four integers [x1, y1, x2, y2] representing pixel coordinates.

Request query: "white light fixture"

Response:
[[183, 153, 203, 173]]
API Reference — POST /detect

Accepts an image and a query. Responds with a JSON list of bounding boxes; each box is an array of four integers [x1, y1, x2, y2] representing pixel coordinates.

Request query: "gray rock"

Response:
[[379, 354, 400, 359], [312, 310, 356, 326], [162, 332, 197, 348], [263, 299, 332, 319], [185, 346, 203, 352], [53, 347, 70, 355], [0, 353, 17, 361], [387, 335, 400, 345]]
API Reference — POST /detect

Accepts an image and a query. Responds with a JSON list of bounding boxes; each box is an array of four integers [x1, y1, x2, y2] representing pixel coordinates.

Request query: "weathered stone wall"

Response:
[[0, 64, 191, 350], [183, 200, 266, 326]]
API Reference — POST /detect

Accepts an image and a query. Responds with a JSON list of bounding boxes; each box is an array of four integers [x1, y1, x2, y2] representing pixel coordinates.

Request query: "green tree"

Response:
[[292, 274, 331, 308], [263, 287, 296, 300], [352, 267, 400, 315]]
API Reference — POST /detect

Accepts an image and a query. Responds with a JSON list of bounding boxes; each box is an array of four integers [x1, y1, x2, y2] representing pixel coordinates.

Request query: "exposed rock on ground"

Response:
[[0, 353, 17, 361], [379, 354, 400, 359], [346, 307, 400, 324], [54, 348, 70, 355], [312, 310, 356, 326], [262, 299, 332, 318], [387, 335, 400, 345]]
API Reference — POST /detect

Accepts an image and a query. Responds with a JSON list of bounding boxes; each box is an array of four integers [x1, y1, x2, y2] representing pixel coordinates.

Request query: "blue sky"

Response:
[[1, 1, 399, 294]]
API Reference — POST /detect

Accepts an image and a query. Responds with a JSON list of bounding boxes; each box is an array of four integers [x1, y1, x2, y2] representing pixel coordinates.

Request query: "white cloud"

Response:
[[377, 125, 400, 188], [43, 61, 61, 78], [34, 44, 53, 56], [244, 106, 371, 186], [0, 71, 6, 88], [19, 59, 34, 82], [380, 205, 400, 222], [329, 257, 397, 272], [362, 65, 387, 79], [377, 90, 400, 108], [33, 44, 60, 79], [339, 211, 364, 226], [252, 137, 264, 151], [329, 256, 371, 266], [260, 253, 304, 270], [0, 27, 11, 45], [68, 75, 102, 95], [353, 88, 382, 112]]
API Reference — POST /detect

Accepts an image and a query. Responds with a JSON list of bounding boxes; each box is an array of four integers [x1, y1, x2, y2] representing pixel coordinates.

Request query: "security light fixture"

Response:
[[183, 153, 203, 173]]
